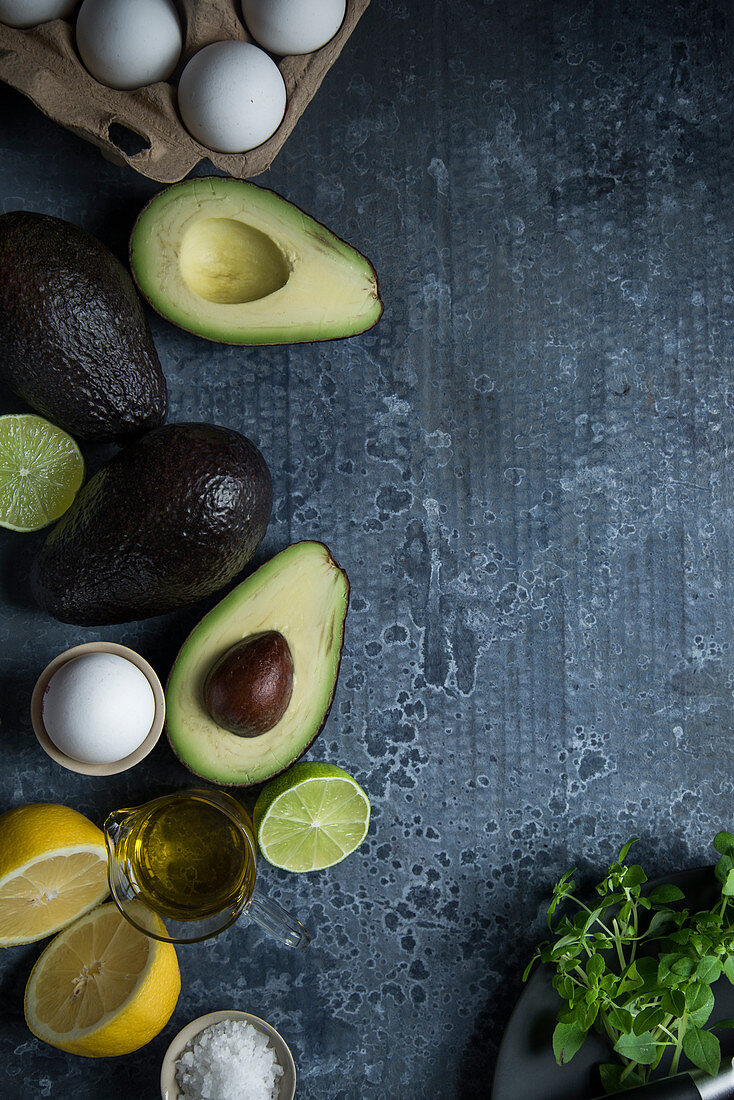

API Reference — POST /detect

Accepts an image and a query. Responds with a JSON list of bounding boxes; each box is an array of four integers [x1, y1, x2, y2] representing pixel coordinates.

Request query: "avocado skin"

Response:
[[0, 211, 167, 441], [31, 423, 272, 625]]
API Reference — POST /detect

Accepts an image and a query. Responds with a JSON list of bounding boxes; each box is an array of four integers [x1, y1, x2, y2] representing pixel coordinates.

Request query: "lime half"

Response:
[[0, 414, 84, 532], [254, 763, 371, 872]]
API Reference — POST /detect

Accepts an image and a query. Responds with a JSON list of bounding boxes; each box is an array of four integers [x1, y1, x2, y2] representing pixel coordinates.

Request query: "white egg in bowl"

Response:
[[178, 41, 287, 154], [31, 642, 165, 776]]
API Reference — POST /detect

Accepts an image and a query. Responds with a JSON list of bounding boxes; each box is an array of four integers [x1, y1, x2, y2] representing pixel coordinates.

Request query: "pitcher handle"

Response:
[[246, 888, 311, 949]]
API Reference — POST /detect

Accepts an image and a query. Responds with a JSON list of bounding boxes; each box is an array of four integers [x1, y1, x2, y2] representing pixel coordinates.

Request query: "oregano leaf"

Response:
[[586, 953, 605, 981], [624, 865, 647, 889], [715, 854, 734, 885], [633, 1006, 665, 1035], [648, 884, 686, 905], [686, 982, 715, 1027], [552, 1020, 587, 1066], [661, 988, 686, 1017], [613, 1029, 659, 1065], [671, 956, 696, 979], [682, 1026, 720, 1077], [599, 1064, 623, 1093], [714, 832, 734, 857], [634, 957, 658, 979], [606, 1005, 633, 1033], [522, 957, 538, 982], [695, 956, 722, 985], [618, 837, 640, 863]]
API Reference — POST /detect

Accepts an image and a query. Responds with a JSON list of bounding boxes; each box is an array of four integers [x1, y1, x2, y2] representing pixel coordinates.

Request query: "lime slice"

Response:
[[254, 763, 371, 872], [0, 414, 84, 532]]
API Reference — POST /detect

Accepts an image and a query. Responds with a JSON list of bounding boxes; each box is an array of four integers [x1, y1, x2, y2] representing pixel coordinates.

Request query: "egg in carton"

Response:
[[0, 0, 371, 183]]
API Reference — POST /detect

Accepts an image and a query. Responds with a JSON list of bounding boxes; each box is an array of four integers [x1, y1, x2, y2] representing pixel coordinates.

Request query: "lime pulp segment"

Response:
[[0, 414, 84, 531], [256, 771, 370, 872]]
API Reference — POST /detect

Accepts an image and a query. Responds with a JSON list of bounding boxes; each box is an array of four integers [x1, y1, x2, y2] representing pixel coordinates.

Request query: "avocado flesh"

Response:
[[166, 542, 349, 786], [130, 178, 383, 345], [0, 211, 167, 441]]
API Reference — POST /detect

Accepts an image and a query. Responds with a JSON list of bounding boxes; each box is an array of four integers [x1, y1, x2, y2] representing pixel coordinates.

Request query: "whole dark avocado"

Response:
[[0, 211, 167, 441], [31, 423, 272, 625]]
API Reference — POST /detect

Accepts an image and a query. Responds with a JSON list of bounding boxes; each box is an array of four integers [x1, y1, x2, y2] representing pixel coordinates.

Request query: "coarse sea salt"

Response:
[[176, 1018, 284, 1100]]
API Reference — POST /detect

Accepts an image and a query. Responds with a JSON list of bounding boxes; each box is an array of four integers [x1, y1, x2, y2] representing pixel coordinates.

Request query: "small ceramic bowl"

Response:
[[30, 641, 165, 776], [160, 1010, 297, 1100]]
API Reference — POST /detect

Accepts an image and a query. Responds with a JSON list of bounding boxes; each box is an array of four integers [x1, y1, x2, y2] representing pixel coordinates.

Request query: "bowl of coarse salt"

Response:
[[160, 1010, 296, 1100]]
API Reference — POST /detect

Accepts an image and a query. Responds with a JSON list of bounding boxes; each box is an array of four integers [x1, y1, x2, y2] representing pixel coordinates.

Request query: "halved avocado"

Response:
[[129, 178, 383, 345], [166, 541, 349, 786]]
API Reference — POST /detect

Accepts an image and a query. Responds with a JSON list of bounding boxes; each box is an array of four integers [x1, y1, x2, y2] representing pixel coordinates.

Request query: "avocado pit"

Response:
[[204, 631, 294, 737], [179, 218, 290, 305]]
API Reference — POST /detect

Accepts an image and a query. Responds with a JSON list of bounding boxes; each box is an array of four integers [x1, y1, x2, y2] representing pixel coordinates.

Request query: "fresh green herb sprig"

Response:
[[524, 834, 734, 1093]]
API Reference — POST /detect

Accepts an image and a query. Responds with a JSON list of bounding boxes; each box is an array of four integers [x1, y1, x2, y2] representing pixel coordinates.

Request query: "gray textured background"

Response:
[[0, 0, 733, 1097]]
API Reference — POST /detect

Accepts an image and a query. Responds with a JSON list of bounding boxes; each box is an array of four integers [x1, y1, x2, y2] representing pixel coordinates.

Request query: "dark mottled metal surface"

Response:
[[0, 1, 732, 1097]]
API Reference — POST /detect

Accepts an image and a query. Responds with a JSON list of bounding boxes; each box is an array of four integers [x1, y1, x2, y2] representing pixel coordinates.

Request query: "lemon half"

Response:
[[0, 803, 109, 946], [25, 902, 180, 1057]]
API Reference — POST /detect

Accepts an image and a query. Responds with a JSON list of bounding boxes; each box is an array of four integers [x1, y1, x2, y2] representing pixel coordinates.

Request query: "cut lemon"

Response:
[[25, 901, 180, 1057], [0, 413, 84, 531], [0, 803, 109, 946], [254, 762, 371, 872]]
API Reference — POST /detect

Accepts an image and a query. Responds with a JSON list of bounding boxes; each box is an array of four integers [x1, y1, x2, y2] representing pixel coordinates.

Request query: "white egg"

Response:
[[42, 652, 156, 764], [76, 0, 182, 91], [0, 0, 77, 28], [178, 41, 286, 154], [242, 0, 346, 56]]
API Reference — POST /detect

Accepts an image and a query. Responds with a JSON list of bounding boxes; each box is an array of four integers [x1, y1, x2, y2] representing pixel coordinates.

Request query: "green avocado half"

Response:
[[129, 177, 383, 345], [166, 541, 349, 786]]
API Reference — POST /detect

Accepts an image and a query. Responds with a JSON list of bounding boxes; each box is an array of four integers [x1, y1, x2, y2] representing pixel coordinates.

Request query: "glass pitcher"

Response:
[[104, 788, 310, 948]]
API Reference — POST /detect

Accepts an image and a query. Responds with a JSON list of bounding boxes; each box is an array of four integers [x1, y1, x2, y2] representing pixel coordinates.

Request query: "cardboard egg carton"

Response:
[[0, 0, 371, 182]]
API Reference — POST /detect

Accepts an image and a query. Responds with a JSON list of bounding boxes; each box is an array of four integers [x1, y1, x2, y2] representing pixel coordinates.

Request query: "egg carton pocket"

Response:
[[0, 0, 371, 183]]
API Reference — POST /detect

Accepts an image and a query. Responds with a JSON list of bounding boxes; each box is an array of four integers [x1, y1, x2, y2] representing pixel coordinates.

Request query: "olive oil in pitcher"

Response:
[[105, 788, 309, 947], [122, 792, 256, 921]]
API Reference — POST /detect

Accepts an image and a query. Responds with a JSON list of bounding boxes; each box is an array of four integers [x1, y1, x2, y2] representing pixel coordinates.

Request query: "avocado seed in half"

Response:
[[204, 631, 294, 737]]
